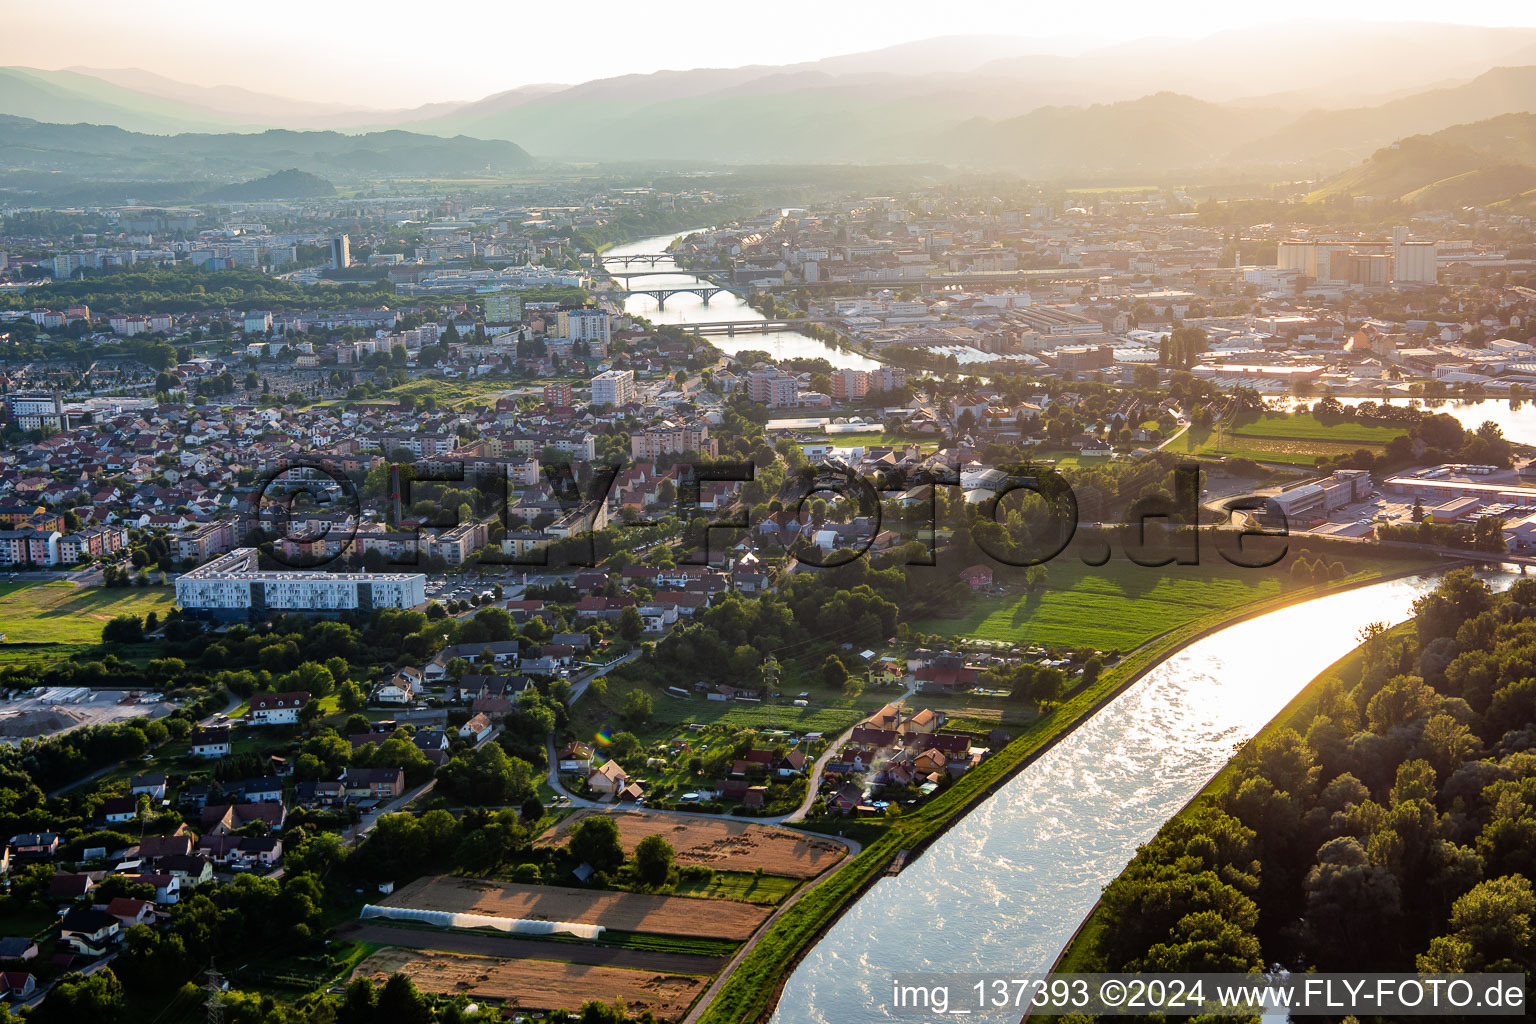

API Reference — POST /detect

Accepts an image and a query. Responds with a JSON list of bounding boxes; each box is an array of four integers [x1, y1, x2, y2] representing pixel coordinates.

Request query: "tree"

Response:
[[621, 687, 653, 725], [569, 814, 624, 872], [618, 605, 644, 642], [376, 972, 433, 1024], [634, 833, 675, 887], [822, 654, 848, 690], [102, 614, 143, 644], [1419, 875, 1535, 973]]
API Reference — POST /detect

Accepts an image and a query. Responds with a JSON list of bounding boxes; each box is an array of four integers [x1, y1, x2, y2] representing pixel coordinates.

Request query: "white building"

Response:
[[557, 308, 610, 343], [250, 691, 312, 725], [175, 549, 426, 622], [591, 369, 637, 408]]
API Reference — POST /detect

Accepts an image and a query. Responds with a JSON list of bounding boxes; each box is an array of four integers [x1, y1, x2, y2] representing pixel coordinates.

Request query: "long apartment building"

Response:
[[175, 548, 426, 621], [631, 420, 717, 460]]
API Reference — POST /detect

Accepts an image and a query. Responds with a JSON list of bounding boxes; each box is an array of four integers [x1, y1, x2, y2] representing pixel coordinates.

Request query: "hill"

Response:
[[0, 67, 247, 134], [0, 117, 532, 180], [951, 92, 1291, 175], [1238, 65, 1536, 164], [1310, 113, 1536, 207], [202, 169, 335, 201]]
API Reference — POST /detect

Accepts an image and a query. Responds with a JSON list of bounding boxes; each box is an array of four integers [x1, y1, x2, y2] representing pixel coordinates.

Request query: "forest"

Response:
[[1067, 570, 1536, 1008]]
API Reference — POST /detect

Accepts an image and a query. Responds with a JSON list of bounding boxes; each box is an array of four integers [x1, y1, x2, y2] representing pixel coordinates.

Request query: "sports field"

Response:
[[0, 582, 176, 644]]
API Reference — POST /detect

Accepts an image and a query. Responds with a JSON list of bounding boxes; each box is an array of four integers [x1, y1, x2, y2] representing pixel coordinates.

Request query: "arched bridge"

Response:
[[598, 253, 676, 267], [623, 284, 746, 308]]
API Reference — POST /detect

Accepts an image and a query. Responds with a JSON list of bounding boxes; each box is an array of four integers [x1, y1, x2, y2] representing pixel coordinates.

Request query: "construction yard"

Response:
[[353, 947, 708, 1020], [537, 811, 847, 879], [0, 686, 176, 740], [383, 876, 772, 941]]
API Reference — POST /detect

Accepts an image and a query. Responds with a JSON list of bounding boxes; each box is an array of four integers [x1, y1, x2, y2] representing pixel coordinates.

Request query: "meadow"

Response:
[[1164, 411, 1404, 466], [912, 558, 1295, 652], [0, 582, 176, 644]]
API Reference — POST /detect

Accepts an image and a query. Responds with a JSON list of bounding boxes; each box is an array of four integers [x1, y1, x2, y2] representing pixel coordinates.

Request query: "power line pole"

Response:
[[204, 960, 225, 1024]]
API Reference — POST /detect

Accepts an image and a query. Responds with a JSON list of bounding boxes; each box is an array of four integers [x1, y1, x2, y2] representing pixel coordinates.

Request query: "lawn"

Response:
[[379, 377, 514, 409], [912, 558, 1300, 652], [0, 582, 176, 644], [1164, 412, 1404, 466]]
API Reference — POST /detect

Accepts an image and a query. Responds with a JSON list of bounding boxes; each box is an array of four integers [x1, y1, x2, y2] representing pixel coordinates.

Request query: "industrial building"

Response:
[[175, 548, 426, 622], [1384, 467, 1536, 508], [1265, 470, 1373, 518]]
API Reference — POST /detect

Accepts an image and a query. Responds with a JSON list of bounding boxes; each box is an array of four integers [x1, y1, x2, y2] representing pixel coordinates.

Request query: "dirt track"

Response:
[[341, 922, 726, 974]]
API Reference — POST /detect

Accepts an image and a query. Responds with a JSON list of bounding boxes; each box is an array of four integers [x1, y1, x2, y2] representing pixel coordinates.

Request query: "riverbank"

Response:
[[695, 558, 1459, 1024]]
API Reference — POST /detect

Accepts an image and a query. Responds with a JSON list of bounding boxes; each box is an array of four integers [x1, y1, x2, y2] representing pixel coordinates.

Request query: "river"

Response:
[[770, 570, 1516, 1024], [600, 231, 880, 370]]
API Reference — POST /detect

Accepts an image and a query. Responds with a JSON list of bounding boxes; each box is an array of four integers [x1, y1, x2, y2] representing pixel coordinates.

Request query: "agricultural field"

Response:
[[912, 558, 1292, 652], [0, 582, 176, 644], [385, 876, 771, 941], [354, 948, 708, 1020], [537, 812, 846, 879]]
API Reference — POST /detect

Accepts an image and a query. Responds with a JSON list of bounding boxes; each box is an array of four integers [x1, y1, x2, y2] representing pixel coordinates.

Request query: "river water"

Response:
[[600, 231, 880, 370], [770, 570, 1515, 1024]]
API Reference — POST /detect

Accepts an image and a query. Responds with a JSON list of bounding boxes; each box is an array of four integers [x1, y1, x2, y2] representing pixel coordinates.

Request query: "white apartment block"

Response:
[[176, 549, 426, 621], [557, 308, 611, 343], [591, 369, 637, 407]]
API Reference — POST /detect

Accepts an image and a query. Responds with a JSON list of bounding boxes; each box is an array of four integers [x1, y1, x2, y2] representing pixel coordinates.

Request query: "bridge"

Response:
[[619, 284, 748, 309], [597, 253, 676, 267], [603, 268, 696, 280], [752, 267, 1118, 293], [675, 318, 837, 336]]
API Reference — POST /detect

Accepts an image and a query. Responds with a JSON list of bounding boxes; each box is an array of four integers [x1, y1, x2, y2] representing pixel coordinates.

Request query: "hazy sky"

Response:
[[7, 1, 1536, 107]]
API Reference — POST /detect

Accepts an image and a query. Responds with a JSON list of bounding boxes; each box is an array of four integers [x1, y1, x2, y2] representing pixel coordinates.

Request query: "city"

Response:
[[0, 6, 1535, 1023]]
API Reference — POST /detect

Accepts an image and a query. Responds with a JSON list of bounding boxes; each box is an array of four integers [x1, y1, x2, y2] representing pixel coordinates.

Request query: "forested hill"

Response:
[[1075, 570, 1536, 978], [0, 116, 533, 205]]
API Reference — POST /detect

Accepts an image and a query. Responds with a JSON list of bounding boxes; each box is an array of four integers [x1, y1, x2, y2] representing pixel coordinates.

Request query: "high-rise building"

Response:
[[486, 293, 523, 322], [330, 234, 351, 270], [830, 369, 869, 401], [557, 308, 611, 343], [746, 368, 799, 408], [543, 382, 573, 407], [591, 369, 637, 408]]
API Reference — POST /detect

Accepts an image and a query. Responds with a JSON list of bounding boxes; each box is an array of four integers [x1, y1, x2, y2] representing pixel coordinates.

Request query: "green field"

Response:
[[379, 377, 514, 408], [0, 583, 176, 644], [1165, 412, 1404, 466], [913, 559, 1302, 652]]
